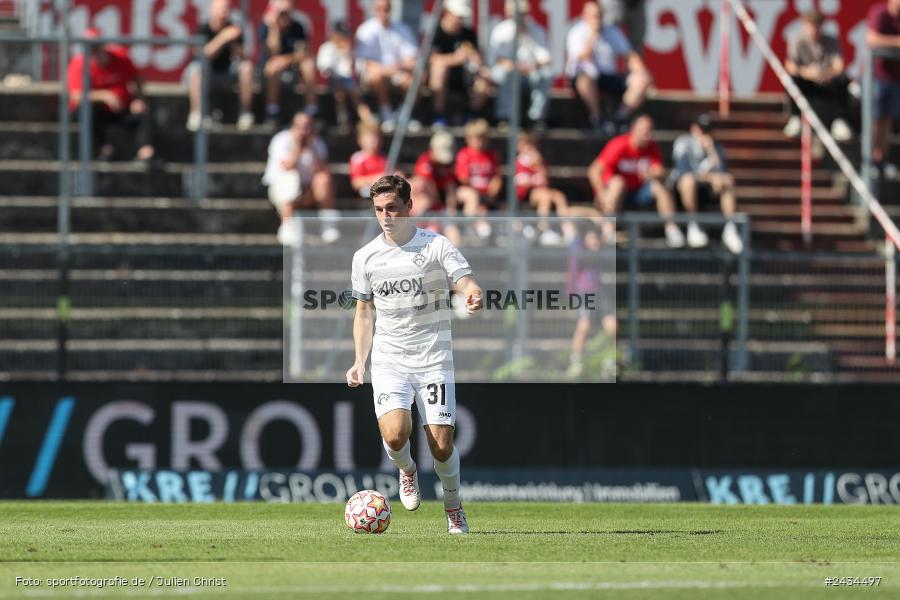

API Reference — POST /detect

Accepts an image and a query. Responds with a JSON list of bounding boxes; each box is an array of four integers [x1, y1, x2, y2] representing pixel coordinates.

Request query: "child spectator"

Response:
[[455, 118, 501, 238], [412, 130, 458, 215], [316, 20, 372, 131], [187, 0, 254, 131], [349, 123, 387, 199], [515, 132, 568, 245], [566, 224, 617, 378], [259, 0, 317, 124]]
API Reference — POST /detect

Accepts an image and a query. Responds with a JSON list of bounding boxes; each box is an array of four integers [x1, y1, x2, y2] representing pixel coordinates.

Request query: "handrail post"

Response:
[[718, 0, 730, 118], [56, 2, 71, 382], [506, 0, 521, 214], [800, 116, 812, 246], [627, 220, 640, 368], [861, 50, 873, 203], [78, 38, 93, 197], [887, 236, 896, 365], [735, 216, 750, 372], [193, 52, 208, 201]]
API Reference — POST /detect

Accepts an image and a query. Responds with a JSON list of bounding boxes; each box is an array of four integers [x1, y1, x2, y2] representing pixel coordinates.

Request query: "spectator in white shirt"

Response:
[[263, 112, 339, 244], [489, 0, 552, 127], [355, 0, 418, 132], [566, 0, 651, 132], [316, 20, 373, 131]]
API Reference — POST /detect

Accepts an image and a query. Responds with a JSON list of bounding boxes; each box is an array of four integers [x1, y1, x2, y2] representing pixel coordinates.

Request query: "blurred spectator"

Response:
[[349, 123, 387, 198], [67, 28, 155, 162], [455, 118, 501, 238], [566, 0, 651, 132], [488, 0, 552, 128], [355, 0, 418, 133], [186, 0, 254, 131], [259, 0, 317, 124], [588, 114, 684, 248], [262, 112, 339, 244], [430, 0, 490, 127], [412, 130, 458, 215], [866, 0, 900, 170], [671, 114, 744, 254], [566, 224, 617, 378], [515, 131, 567, 245], [316, 20, 373, 131], [601, 0, 646, 55], [783, 10, 852, 142]]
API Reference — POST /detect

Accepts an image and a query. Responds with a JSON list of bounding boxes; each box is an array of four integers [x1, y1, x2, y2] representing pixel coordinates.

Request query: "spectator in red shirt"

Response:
[[867, 0, 900, 169], [349, 123, 387, 198], [456, 119, 501, 238], [411, 130, 458, 215], [515, 132, 568, 245], [587, 114, 684, 247], [67, 28, 154, 162]]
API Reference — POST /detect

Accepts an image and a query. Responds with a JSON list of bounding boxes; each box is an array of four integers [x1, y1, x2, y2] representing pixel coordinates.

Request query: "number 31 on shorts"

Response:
[[425, 383, 447, 405]]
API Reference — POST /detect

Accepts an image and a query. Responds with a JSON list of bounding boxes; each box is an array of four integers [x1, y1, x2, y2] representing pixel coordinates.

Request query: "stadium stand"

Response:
[[1, 77, 897, 382]]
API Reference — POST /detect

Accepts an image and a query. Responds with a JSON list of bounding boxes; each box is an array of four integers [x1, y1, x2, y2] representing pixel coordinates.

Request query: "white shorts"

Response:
[[371, 369, 457, 426]]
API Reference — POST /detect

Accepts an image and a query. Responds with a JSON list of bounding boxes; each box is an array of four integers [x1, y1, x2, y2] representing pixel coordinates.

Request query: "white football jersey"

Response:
[[351, 228, 472, 373]]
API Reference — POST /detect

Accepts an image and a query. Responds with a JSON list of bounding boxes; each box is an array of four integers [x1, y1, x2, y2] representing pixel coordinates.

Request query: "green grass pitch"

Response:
[[0, 501, 898, 598]]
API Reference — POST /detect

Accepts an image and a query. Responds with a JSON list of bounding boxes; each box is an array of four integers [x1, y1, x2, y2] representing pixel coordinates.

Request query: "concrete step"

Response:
[[0, 85, 787, 130]]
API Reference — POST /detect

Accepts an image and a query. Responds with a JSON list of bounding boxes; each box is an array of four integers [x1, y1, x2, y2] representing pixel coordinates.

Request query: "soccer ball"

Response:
[[344, 490, 392, 534]]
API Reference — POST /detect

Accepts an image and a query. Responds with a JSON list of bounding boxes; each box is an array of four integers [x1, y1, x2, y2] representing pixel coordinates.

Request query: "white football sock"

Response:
[[383, 439, 415, 474], [433, 446, 461, 509]]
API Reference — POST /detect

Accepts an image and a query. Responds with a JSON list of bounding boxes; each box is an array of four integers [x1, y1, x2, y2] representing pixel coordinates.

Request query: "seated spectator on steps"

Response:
[[67, 28, 155, 163], [866, 0, 900, 173], [258, 0, 318, 124], [349, 123, 387, 199], [455, 118, 501, 239], [186, 0, 254, 131], [429, 0, 490, 127], [263, 112, 339, 245], [316, 20, 373, 131], [489, 0, 552, 129], [670, 114, 744, 254], [412, 130, 459, 215], [355, 0, 418, 133], [566, 0, 651, 133], [783, 10, 852, 142], [515, 131, 568, 245], [588, 114, 684, 248]]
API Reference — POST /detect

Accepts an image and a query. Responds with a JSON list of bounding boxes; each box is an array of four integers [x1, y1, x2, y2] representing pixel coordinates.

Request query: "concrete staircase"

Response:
[[0, 85, 898, 381]]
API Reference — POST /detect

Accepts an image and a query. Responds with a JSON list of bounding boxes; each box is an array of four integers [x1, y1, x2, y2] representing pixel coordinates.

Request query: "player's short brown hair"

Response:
[[369, 174, 412, 204]]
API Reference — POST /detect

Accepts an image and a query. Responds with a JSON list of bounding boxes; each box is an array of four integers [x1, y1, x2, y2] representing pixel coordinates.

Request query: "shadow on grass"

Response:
[[470, 530, 724, 536]]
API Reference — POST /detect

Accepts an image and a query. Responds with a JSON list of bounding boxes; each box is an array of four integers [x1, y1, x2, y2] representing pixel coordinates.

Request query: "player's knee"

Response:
[[382, 432, 407, 451], [430, 441, 453, 463]]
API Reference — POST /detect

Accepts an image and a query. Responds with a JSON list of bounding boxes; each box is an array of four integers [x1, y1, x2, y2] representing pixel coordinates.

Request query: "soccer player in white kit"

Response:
[[346, 175, 482, 534]]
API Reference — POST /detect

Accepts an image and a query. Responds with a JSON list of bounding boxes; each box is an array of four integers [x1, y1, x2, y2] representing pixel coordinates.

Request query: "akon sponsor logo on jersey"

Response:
[[376, 276, 425, 297]]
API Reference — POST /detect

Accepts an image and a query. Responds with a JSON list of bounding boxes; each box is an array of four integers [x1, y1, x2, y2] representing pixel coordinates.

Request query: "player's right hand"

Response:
[[346, 363, 365, 387]]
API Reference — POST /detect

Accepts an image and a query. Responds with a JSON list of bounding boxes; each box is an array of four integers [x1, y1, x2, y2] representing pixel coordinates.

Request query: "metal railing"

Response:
[[0, 31, 210, 201], [719, 0, 900, 364]]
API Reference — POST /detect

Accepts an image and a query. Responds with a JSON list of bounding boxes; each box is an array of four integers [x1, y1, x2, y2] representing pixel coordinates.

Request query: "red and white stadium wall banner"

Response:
[[43, 0, 871, 92]]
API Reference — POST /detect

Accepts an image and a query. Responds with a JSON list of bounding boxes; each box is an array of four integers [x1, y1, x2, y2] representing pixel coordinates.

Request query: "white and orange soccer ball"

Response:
[[344, 490, 392, 534]]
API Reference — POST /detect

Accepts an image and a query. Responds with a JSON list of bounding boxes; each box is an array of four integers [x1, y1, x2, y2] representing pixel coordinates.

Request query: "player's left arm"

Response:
[[455, 275, 483, 314]]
